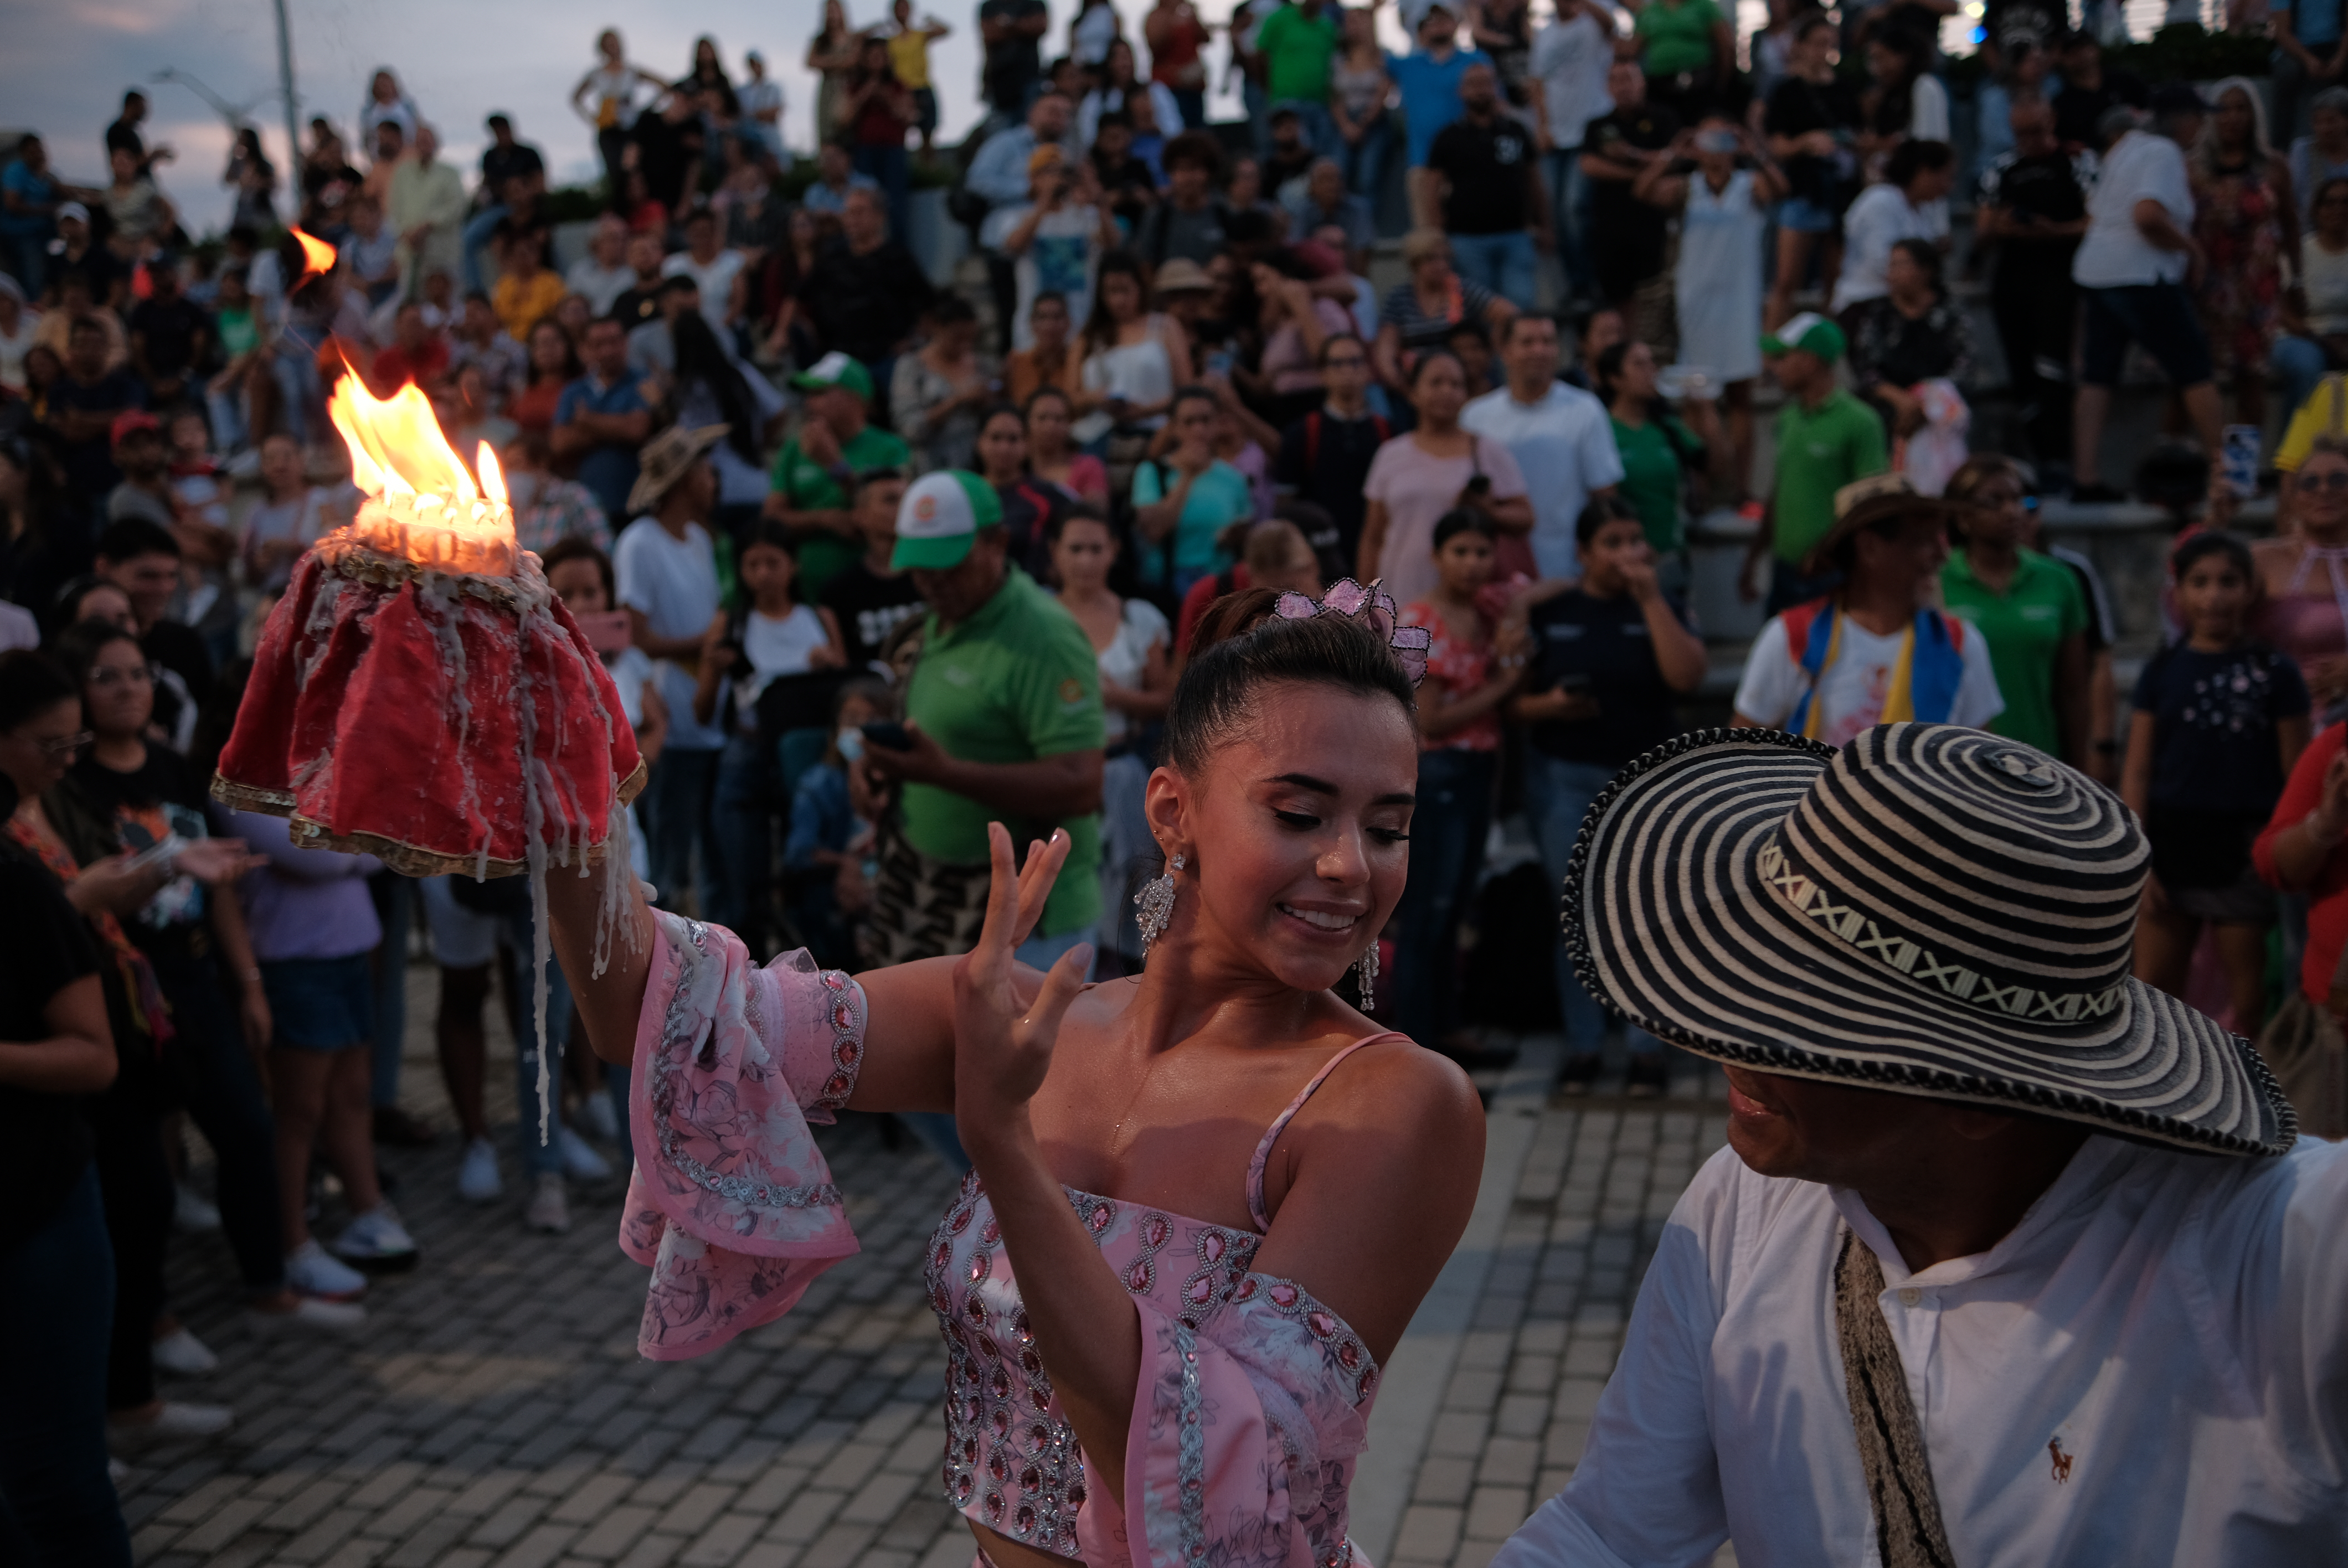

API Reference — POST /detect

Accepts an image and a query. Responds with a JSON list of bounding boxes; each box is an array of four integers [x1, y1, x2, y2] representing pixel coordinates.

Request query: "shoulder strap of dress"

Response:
[[1245, 1030, 1409, 1232]]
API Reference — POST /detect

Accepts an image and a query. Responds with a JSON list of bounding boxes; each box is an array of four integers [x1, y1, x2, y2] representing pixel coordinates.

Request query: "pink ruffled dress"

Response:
[[621, 912, 1394, 1568]]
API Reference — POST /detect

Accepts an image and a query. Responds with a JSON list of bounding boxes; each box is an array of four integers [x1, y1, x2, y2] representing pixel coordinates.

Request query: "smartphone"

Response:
[[575, 610, 634, 654], [861, 720, 915, 752]]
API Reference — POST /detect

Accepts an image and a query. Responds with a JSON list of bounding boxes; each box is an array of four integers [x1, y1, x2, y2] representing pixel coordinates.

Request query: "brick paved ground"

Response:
[[125, 967, 1736, 1567]]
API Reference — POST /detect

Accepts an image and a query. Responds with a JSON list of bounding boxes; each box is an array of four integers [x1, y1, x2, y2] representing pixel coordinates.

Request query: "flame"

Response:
[[326, 374, 514, 575], [290, 225, 338, 286]]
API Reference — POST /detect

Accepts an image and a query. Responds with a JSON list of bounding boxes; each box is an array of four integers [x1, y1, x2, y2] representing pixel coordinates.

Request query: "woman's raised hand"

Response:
[[951, 823, 1091, 1127]]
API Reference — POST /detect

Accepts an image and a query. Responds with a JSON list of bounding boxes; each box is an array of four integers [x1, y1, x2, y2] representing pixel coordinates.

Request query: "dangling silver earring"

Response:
[[1135, 853, 1184, 957], [1355, 943, 1379, 1012]]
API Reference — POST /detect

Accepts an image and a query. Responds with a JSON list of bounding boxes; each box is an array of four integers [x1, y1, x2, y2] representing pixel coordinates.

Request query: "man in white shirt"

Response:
[[564, 213, 635, 318], [1494, 719, 2335, 1568], [1733, 473, 2001, 744], [1831, 138, 1954, 312], [2070, 86, 2226, 505], [1462, 313, 1622, 579], [0, 273, 39, 393], [738, 50, 789, 168], [614, 424, 730, 915], [1529, 0, 1614, 305]]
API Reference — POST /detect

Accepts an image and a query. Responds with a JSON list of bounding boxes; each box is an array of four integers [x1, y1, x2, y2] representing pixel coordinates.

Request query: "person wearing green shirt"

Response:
[[1633, 0, 1733, 120], [765, 351, 913, 601], [1746, 312, 1887, 614], [1595, 337, 1727, 559], [1255, 0, 1344, 156], [1940, 455, 2091, 766], [859, 469, 1106, 973]]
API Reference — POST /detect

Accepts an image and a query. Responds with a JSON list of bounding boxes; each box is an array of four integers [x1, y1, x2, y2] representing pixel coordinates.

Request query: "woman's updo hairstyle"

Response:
[[0, 647, 75, 733], [1163, 601, 1415, 774], [51, 617, 143, 688]]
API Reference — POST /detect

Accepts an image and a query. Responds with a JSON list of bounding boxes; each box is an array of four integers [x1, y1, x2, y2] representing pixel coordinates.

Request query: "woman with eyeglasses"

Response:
[[49, 621, 368, 1345], [0, 641, 260, 1460], [1940, 455, 2091, 768], [2255, 435, 2348, 726]]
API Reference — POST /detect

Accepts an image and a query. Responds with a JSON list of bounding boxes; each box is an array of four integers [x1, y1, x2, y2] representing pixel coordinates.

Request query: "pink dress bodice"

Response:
[[618, 913, 1400, 1568], [926, 1038, 1392, 1567]]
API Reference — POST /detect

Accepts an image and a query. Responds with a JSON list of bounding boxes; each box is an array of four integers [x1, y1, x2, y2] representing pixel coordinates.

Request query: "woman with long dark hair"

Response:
[[1859, 24, 1947, 174], [1594, 338, 1729, 567], [223, 127, 277, 232], [544, 601, 1481, 1568], [669, 307, 787, 542], [837, 34, 916, 243], [1073, 251, 1193, 446], [510, 319, 581, 440]]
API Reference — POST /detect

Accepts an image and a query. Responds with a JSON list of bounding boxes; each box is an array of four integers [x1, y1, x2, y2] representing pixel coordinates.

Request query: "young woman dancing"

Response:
[[547, 588, 1481, 1568]]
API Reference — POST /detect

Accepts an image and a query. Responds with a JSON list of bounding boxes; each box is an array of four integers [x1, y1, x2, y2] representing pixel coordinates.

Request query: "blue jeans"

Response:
[[710, 731, 775, 949], [460, 203, 507, 295], [854, 142, 912, 252], [1276, 100, 1341, 162], [370, 870, 413, 1111], [205, 384, 250, 456], [0, 1166, 131, 1568], [1546, 148, 1595, 302], [1524, 749, 1664, 1058], [1245, 78, 1272, 157], [1346, 118, 1393, 208], [153, 947, 284, 1292], [1390, 748, 1496, 1045], [1, 232, 49, 301], [642, 745, 722, 919], [1448, 230, 1539, 311], [1173, 88, 1208, 128], [2278, 335, 2330, 427]]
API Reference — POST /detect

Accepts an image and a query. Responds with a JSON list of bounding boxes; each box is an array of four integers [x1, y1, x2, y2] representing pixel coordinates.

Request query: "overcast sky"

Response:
[[20, 0, 1279, 237]]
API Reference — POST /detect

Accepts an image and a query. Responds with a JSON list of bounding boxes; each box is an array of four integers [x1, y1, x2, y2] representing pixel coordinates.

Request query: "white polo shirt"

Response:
[[1462, 380, 1624, 579], [1491, 1133, 2348, 1566]]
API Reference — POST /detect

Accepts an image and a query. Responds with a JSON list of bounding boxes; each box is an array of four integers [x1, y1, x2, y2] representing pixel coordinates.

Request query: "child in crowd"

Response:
[[698, 523, 846, 950], [786, 678, 893, 969], [820, 468, 926, 671], [2124, 532, 2312, 1034], [241, 434, 327, 596], [542, 537, 663, 1157], [1394, 511, 1529, 1061]]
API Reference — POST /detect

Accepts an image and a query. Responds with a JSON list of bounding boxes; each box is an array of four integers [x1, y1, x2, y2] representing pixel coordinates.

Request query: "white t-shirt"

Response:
[[566, 257, 635, 317], [1091, 597, 1171, 744], [1733, 608, 2003, 746], [1832, 183, 1947, 311], [732, 604, 832, 720], [614, 516, 725, 751], [1531, 12, 1615, 152], [1461, 381, 1625, 580], [661, 249, 746, 318], [2073, 130, 2196, 288], [604, 644, 657, 883]]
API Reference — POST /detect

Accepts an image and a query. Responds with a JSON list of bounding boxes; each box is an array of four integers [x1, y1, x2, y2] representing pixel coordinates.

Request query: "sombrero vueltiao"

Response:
[[1562, 722, 2294, 1156]]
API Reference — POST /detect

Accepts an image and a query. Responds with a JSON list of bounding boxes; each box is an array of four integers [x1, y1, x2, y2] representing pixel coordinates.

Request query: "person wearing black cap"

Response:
[[1491, 723, 2340, 1566], [2070, 85, 2226, 506]]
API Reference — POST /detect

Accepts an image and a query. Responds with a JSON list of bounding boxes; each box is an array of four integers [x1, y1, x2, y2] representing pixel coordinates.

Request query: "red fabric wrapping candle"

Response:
[[213, 535, 646, 878]]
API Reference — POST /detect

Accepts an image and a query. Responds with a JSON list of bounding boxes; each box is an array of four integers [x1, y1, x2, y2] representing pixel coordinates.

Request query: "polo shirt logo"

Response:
[[1058, 678, 1084, 705]]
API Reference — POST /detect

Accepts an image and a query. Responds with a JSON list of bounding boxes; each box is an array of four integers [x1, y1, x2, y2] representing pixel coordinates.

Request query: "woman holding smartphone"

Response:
[[1508, 497, 1705, 1095]]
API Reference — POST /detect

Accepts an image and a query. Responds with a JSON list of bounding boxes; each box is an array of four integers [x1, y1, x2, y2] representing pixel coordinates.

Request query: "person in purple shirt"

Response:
[[224, 809, 419, 1275]]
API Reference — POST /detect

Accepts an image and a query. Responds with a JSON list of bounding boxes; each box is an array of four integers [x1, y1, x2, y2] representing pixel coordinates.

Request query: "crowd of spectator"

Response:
[[20, 4, 2348, 1559]]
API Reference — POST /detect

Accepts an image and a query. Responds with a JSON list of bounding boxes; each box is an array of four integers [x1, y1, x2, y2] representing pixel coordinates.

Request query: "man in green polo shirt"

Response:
[[858, 469, 1105, 972], [1941, 527, 2089, 765], [1744, 313, 1887, 615], [1257, 0, 1342, 152], [765, 350, 912, 601]]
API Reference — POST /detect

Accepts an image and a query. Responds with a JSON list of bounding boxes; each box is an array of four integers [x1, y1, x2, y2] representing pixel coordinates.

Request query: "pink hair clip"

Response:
[[1271, 577, 1431, 689]]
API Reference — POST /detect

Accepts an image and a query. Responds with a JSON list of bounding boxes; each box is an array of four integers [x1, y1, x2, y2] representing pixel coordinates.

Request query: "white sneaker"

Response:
[[173, 1183, 221, 1232], [556, 1126, 612, 1183], [151, 1327, 218, 1377], [524, 1172, 571, 1234], [330, 1203, 419, 1270], [458, 1136, 502, 1203], [248, 1296, 367, 1334], [284, 1238, 368, 1299], [112, 1401, 234, 1446], [583, 1090, 620, 1143]]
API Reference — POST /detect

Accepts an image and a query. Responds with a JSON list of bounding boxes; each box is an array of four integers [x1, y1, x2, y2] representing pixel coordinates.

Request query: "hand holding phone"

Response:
[[575, 610, 634, 654], [861, 720, 915, 752]]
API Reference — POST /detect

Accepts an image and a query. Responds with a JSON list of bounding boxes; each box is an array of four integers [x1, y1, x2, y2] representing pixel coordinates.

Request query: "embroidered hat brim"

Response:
[[1563, 726, 2294, 1156]]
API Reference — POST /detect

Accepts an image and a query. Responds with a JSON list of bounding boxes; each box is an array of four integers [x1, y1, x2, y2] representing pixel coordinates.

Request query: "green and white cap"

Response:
[[892, 470, 1003, 571], [790, 349, 875, 401], [1760, 311, 1846, 364]]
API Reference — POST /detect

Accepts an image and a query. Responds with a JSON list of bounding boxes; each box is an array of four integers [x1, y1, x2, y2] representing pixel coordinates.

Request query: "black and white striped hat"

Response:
[[1563, 723, 2294, 1156]]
